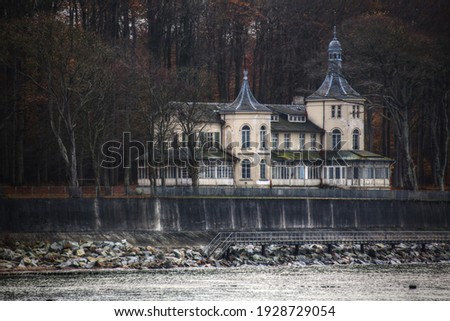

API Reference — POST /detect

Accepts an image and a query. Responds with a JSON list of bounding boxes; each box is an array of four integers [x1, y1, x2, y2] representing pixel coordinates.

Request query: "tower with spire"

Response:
[[220, 69, 272, 186], [305, 26, 365, 151]]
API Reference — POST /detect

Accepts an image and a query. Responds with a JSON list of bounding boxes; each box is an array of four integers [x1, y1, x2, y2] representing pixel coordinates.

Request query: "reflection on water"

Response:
[[1, 264, 449, 301]]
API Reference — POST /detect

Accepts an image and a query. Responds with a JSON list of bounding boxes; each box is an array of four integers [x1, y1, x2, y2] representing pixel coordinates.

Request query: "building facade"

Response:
[[138, 28, 392, 189]]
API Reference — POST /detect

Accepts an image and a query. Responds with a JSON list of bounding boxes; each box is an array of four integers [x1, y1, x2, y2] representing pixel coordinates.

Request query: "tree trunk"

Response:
[[187, 133, 199, 187], [68, 130, 80, 197], [397, 118, 418, 190]]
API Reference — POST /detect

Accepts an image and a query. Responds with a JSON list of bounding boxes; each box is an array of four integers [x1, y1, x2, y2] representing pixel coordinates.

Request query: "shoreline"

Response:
[[1, 239, 449, 273]]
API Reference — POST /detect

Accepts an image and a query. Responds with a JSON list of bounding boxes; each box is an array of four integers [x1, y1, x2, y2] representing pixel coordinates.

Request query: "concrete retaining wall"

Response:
[[1, 197, 449, 233]]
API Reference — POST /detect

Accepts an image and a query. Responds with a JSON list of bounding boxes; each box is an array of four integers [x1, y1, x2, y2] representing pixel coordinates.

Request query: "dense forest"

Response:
[[1, 0, 449, 192]]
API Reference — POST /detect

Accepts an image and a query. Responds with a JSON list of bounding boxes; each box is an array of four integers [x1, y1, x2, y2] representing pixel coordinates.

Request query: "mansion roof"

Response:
[[306, 72, 363, 101], [272, 150, 392, 163], [219, 70, 271, 114], [270, 116, 324, 133], [307, 27, 363, 101]]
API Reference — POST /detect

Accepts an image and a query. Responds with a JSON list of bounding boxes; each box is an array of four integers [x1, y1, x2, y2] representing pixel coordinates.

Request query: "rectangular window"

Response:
[[310, 133, 317, 149], [288, 115, 306, 122], [337, 105, 342, 118], [299, 133, 305, 150], [308, 166, 320, 179], [271, 115, 279, 122], [214, 132, 220, 148], [335, 167, 341, 179], [205, 132, 214, 148], [284, 133, 291, 149], [281, 166, 288, 179], [242, 161, 251, 179], [353, 167, 359, 179], [298, 166, 305, 179], [331, 105, 336, 118], [364, 167, 374, 179], [272, 133, 279, 149], [180, 167, 189, 179], [352, 105, 360, 119], [217, 165, 233, 179], [375, 167, 388, 179]]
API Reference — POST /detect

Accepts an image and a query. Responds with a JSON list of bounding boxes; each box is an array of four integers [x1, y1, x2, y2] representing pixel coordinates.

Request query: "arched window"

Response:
[[332, 129, 342, 150], [242, 159, 251, 179], [242, 125, 250, 149], [225, 127, 232, 149], [352, 129, 360, 150], [259, 126, 266, 149], [260, 159, 266, 179]]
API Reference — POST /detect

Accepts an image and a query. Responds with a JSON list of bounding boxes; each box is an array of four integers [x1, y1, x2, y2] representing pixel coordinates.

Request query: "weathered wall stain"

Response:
[[0, 198, 448, 233]]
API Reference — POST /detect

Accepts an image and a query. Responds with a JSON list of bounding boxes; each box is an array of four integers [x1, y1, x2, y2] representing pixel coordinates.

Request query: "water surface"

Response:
[[1, 264, 449, 301]]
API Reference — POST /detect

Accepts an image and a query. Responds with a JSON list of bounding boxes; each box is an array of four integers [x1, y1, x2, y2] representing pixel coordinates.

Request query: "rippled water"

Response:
[[1, 264, 449, 301]]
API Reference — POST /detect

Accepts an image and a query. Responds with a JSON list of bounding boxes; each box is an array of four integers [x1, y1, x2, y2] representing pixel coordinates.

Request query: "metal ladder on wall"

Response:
[[203, 232, 234, 259]]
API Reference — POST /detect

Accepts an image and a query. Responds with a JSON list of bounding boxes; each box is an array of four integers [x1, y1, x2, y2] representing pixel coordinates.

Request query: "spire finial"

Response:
[[333, 25, 337, 39], [243, 69, 248, 80]]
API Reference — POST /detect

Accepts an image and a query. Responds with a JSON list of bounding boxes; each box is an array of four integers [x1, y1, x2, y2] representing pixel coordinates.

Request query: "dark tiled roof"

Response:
[[271, 150, 322, 163], [266, 104, 306, 116], [321, 150, 393, 163], [220, 71, 271, 113], [271, 150, 392, 163], [271, 117, 324, 133], [306, 72, 363, 101], [138, 147, 237, 163], [307, 27, 363, 102]]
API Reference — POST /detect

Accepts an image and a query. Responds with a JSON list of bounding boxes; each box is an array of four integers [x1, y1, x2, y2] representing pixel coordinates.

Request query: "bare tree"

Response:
[[173, 68, 212, 187], [137, 68, 177, 186]]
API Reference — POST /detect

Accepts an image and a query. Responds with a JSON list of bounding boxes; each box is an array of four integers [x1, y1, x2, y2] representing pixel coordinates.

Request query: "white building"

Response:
[[138, 28, 392, 189]]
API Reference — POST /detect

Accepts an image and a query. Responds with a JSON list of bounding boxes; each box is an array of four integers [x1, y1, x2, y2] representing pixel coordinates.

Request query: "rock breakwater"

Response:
[[0, 240, 449, 271]]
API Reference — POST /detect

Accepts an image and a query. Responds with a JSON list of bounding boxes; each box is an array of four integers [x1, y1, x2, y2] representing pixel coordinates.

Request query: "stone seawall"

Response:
[[1, 197, 449, 233]]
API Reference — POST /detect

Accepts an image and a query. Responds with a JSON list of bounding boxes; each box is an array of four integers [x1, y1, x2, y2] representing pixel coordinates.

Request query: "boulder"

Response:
[[172, 249, 184, 259], [50, 242, 63, 252], [64, 241, 80, 251]]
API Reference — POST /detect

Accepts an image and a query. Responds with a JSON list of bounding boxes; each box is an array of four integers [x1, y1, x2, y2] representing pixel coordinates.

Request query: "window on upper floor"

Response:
[[331, 105, 342, 118], [288, 115, 306, 122], [272, 133, 278, 149], [352, 105, 360, 118], [242, 125, 250, 149], [284, 133, 291, 149], [205, 132, 214, 148], [352, 128, 360, 150], [299, 133, 305, 150], [271, 115, 279, 122], [260, 126, 267, 149], [310, 133, 317, 150], [332, 129, 342, 150]]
